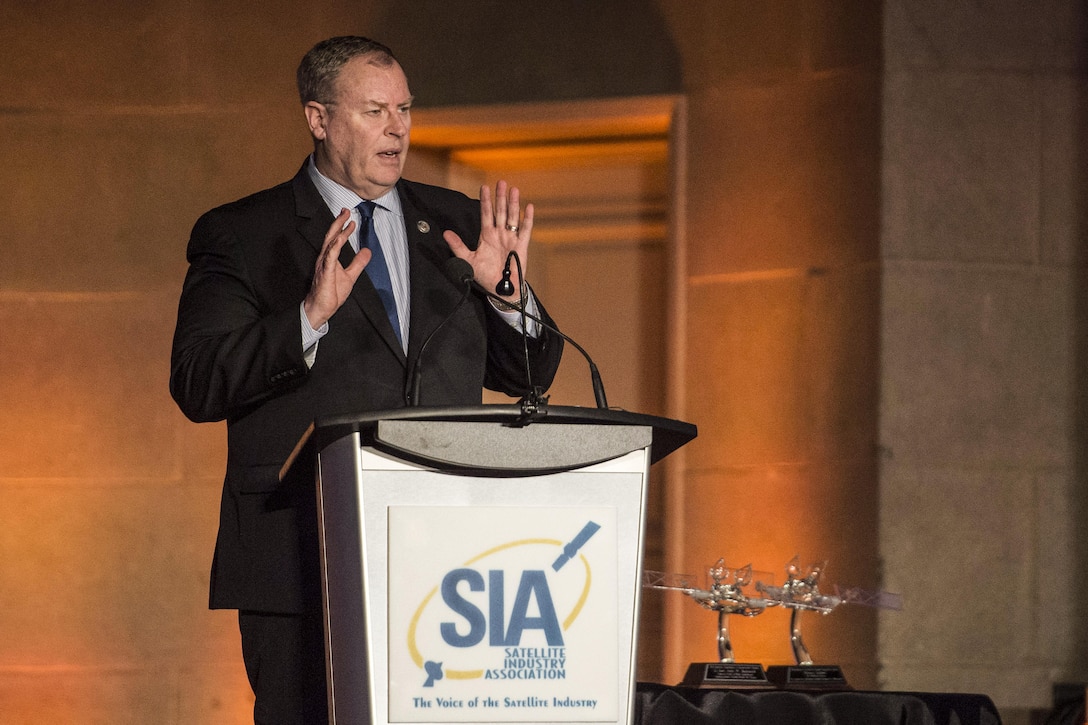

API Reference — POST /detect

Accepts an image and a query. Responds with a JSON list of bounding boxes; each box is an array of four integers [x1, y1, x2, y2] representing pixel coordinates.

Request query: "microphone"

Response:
[[446, 256, 476, 287], [470, 277, 609, 411], [405, 257, 475, 406], [495, 252, 516, 297]]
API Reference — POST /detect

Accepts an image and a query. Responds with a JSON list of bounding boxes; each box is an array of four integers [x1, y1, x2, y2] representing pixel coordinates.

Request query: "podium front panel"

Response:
[[316, 427, 652, 725]]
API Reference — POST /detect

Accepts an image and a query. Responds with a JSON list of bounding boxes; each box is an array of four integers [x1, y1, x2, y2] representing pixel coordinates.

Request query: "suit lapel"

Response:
[[399, 182, 469, 365], [292, 167, 407, 365]]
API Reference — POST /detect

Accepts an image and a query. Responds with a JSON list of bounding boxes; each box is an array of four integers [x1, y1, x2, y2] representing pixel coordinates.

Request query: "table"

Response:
[[633, 682, 1002, 725]]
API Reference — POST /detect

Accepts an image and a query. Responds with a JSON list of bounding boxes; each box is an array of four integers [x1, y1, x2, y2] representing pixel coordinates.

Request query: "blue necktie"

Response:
[[357, 200, 402, 346]]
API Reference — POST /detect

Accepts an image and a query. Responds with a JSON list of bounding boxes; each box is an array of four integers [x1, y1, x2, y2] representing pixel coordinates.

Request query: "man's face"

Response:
[[306, 55, 412, 199]]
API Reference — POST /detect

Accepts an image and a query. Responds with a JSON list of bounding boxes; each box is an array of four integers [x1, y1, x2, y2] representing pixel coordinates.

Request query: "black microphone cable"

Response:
[[495, 251, 537, 405]]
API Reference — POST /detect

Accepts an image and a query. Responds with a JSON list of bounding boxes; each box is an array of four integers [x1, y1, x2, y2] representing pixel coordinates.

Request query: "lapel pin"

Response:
[[417, 220, 431, 233]]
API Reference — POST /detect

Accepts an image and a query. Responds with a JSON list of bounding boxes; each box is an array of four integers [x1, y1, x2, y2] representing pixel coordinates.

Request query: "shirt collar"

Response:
[[306, 155, 402, 216]]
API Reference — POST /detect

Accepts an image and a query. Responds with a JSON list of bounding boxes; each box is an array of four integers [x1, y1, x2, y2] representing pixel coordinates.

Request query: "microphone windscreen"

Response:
[[444, 257, 475, 286]]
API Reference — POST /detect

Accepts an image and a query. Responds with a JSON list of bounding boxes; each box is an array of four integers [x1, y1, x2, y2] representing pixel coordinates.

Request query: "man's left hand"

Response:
[[443, 180, 532, 303]]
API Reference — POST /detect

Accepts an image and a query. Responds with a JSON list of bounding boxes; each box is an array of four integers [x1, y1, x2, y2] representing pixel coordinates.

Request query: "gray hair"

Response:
[[296, 36, 399, 105]]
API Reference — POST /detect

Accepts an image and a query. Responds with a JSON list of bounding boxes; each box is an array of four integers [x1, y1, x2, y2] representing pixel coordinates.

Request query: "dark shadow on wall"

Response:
[[1073, 0, 1088, 692], [370, 0, 682, 107]]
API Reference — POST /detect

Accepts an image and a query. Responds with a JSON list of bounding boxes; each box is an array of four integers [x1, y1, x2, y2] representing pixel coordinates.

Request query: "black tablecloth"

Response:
[[633, 682, 1002, 725]]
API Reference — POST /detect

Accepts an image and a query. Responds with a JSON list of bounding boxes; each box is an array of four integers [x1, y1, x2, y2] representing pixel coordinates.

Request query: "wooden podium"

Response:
[[294, 405, 695, 725]]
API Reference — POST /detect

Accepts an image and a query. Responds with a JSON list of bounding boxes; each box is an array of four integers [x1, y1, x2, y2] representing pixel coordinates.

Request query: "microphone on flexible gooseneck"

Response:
[[495, 251, 537, 408], [408, 255, 610, 410], [405, 257, 475, 406], [477, 269, 609, 411]]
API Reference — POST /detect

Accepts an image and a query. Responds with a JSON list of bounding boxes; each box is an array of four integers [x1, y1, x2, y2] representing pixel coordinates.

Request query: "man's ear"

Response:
[[304, 101, 328, 141]]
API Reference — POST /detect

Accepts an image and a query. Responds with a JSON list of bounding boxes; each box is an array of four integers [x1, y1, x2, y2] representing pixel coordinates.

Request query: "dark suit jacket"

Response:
[[170, 163, 563, 613]]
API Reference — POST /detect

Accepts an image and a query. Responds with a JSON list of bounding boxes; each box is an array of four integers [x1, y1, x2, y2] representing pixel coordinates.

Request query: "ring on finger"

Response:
[[505, 224, 519, 232]]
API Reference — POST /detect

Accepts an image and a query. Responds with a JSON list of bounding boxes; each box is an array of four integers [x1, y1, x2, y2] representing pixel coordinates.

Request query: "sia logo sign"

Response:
[[388, 506, 619, 723]]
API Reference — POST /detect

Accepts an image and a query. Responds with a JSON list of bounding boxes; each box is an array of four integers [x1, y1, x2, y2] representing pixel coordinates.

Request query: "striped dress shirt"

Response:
[[303, 157, 410, 353]]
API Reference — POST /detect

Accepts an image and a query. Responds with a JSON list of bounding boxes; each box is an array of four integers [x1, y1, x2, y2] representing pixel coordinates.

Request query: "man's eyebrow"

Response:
[[365, 96, 414, 108]]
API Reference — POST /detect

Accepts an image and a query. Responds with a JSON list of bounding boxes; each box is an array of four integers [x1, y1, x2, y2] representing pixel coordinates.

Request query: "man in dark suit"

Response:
[[169, 36, 563, 724]]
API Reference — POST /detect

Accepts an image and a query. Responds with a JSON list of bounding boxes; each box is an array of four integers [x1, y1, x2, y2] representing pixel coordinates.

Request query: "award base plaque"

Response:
[[682, 662, 772, 689], [765, 664, 851, 690]]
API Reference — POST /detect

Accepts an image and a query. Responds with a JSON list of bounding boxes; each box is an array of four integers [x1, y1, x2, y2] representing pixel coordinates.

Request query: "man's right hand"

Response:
[[303, 207, 371, 329]]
